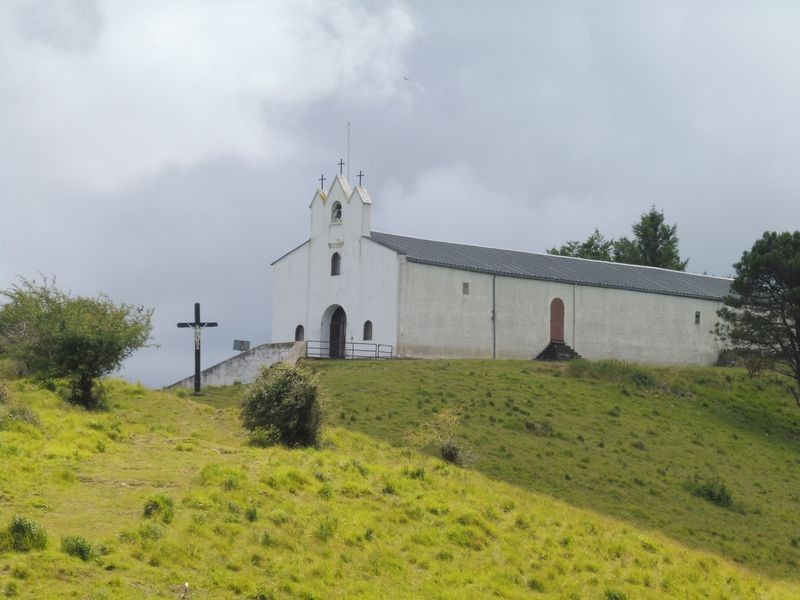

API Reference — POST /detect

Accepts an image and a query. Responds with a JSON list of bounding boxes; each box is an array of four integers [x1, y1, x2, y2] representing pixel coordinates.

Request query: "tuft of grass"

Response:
[[143, 493, 175, 524], [60, 535, 94, 561], [685, 475, 734, 509]]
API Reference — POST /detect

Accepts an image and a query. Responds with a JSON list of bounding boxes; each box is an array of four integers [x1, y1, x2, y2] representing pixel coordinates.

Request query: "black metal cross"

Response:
[[338, 158, 345, 175], [177, 302, 218, 395], [319, 173, 326, 189], [357, 170, 364, 186]]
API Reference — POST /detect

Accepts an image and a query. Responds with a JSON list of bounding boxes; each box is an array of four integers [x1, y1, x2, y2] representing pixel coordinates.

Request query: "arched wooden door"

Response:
[[329, 307, 347, 358], [550, 298, 565, 342]]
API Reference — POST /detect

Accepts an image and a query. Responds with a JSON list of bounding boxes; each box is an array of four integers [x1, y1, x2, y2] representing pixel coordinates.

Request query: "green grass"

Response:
[[314, 359, 800, 581], [0, 361, 797, 598]]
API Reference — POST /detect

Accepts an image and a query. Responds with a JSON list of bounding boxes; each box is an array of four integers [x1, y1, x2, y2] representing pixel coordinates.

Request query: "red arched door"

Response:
[[550, 298, 565, 342]]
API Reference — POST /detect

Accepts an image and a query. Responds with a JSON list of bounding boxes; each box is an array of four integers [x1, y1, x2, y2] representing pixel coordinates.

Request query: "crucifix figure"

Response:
[[319, 173, 326, 190], [338, 158, 345, 175], [357, 170, 364, 186], [177, 302, 218, 395]]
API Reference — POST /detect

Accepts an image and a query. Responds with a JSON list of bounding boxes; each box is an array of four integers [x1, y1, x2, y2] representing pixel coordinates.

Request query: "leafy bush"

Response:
[[0, 383, 8, 404], [685, 475, 733, 508], [240, 363, 321, 447], [1, 516, 47, 552], [0, 278, 152, 409], [143, 494, 175, 524], [440, 441, 464, 466], [61, 535, 94, 561]]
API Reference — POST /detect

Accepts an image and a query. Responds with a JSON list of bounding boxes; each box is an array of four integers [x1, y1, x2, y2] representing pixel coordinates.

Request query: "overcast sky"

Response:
[[2, 1, 799, 387]]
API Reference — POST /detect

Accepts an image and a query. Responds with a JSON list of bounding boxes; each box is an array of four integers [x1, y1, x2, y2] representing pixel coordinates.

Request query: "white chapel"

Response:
[[270, 175, 731, 365]]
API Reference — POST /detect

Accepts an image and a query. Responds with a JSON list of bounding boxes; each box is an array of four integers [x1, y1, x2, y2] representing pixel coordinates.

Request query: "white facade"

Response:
[[271, 176, 399, 357], [272, 177, 724, 365]]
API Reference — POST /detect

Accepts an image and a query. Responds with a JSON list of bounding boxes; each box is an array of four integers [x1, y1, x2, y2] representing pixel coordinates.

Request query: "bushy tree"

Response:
[[0, 278, 152, 408], [241, 363, 322, 447], [614, 206, 688, 270], [547, 207, 688, 270], [547, 228, 615, 261], [716, 231, 800, 407]]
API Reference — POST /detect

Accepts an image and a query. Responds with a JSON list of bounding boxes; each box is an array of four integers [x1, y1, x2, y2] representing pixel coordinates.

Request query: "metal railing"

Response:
[[306, 340, 393, 360]]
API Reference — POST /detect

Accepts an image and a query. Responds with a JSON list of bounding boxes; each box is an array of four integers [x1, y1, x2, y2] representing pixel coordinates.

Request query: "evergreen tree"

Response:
[[716, 231, 800, 407], [614, 206, 688, 271], [547, 228, 615, 261]]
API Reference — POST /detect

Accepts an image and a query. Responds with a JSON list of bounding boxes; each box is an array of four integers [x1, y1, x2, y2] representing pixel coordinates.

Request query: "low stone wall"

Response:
[[166, 341, 306, 389]]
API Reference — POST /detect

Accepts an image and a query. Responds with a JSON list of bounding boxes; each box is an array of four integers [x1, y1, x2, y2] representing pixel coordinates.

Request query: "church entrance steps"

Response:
[[535, 341, 581, 362], [306, 340, 393, 360]]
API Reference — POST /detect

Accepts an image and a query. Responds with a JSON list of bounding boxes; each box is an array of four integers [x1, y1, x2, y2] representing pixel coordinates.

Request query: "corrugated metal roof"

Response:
[[369, 231, 731, 301]]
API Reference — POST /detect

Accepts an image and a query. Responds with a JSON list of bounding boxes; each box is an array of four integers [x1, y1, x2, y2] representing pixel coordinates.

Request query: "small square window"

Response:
[[462, 282, 469, 295], [695, 311, 701, 325]]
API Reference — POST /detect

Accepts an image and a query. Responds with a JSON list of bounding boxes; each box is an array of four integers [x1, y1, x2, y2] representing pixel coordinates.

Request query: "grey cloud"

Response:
[[15, 0, 102, 51], [2, 1, 799, 386]]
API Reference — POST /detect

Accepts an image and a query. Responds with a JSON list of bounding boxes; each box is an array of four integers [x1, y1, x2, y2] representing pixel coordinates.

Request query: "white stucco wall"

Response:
[[397, 262, 722, 365], [167, 341, 305, 389], [397, 261, 495, 358], [271, 176, 400, 355], [572, 286, 721, 365]]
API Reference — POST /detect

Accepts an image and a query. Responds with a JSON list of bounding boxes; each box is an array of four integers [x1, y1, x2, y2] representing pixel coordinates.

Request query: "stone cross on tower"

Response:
[[177, 302, 218, 395]]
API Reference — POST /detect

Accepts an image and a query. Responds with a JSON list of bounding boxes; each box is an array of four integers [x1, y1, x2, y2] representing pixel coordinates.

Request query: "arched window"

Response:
[[331, 201, 342, 223], [363, 320, 373, 341], [331, 252, 341, 276], [295, 325, 304, 341]]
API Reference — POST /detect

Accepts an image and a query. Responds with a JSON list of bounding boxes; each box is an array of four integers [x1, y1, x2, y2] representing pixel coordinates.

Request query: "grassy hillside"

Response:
[[0, 362, 796, 598], [315, 359, 800, 581]]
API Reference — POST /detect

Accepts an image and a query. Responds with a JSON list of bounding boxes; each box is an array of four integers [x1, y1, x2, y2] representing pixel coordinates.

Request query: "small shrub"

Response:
[[525, 420, 555, 437], [440, 442, 463, 466], [631, 440, 646, 451], [316, 517, 338, 542], [259, 530, 275, 547], [143, 494, 175, 524], [61, 535, 94, 561], [246, 505, 258, 522], [604, 590, 627, 600], [3, 406, 41, 427], [241, 364, 321, 447], [685, 475, 733, 508], [4, 516, 47, 552], [136, 522, 163, 541], [0, 383, 8, 404], [528, 578, 545, 592], [566, 359, 658, 389], [406, 466, 425, 480]]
